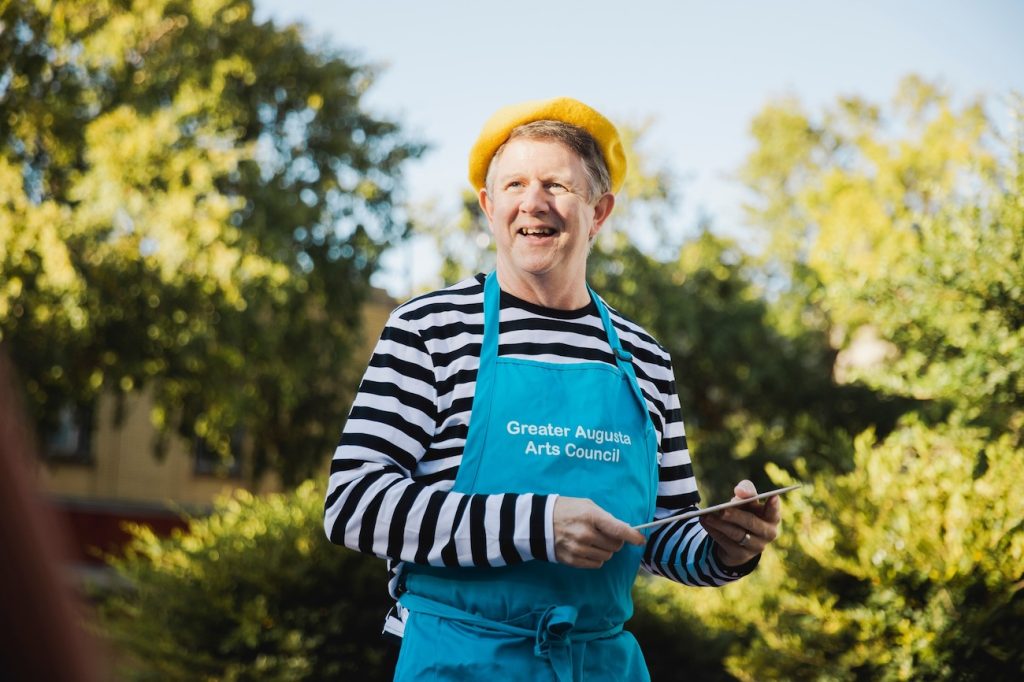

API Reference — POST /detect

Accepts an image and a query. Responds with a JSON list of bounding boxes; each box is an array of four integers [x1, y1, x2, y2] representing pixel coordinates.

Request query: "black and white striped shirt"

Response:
[[324, 274, 753, 601]]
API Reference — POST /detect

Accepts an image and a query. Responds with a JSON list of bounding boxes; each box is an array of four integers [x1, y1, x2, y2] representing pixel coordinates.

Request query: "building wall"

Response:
[[34, 289, 396, 559], [36, 388, 270, 508]]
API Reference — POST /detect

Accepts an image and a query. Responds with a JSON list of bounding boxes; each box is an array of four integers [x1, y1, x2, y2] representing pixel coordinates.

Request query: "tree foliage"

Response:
[[586, 123, 910, 500], [739, 77, 1022, 437], [634, 80, 1024, 680], [590, 229, 915, 501], [639, 421, 1023, 680], [0, 0, 424, 483]]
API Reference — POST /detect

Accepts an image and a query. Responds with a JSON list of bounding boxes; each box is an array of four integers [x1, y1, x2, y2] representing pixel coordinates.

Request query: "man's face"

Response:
[[479, 138, 613, 295]]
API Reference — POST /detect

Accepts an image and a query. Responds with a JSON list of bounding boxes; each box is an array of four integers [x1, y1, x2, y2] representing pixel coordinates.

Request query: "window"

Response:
[[193, 428, 244, 478], [45, 404, 93, 463]]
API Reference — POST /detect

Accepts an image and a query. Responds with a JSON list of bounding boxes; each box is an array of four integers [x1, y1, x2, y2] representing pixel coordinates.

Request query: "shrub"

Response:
[[634, 420, 1024, 680], [99, 481, 397, 681]]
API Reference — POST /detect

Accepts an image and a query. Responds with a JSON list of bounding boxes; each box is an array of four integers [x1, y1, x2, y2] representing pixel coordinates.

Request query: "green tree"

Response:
[[0, 0, 424, 483], [633, 80, 1024, 680], [589, 229, 909, 501], [412, 188, 494, 288], [738, 76, 1020, 438], [592, 123, 907, 499]]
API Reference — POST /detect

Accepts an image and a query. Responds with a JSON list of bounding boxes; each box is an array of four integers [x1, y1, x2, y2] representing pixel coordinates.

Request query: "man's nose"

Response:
[[519, 181, 548, 213]]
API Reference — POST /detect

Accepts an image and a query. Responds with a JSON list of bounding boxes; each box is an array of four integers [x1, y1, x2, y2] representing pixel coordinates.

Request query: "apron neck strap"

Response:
[[587, 285, 648, 411], [481, 272, 503, 368]]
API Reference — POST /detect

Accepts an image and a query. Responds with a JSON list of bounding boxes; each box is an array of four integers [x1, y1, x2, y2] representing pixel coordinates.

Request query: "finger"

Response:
[[703, 524, 761, 554], [575, 559, 602, 569], [707, 507, 779, 548], [574, 543, 613, 564], [716, 507, 778, 542], [731, 495, 781, 541], [700, 513, 739, 538], [761, 494, 782, 524], [570, 543, 612, 568], [700, 514, 743, 543], [593, 514, 645, 547], [707, 523, 764, 553], [583, 532, 623, 554], [623, 526, 646, 546], [733, 479, 757, 500], [555, 538, 609, 568], [611, 523, 646, 547]]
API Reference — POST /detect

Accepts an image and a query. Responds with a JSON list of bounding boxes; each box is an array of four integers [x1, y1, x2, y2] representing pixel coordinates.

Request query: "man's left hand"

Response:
[[699, 480, 781, 567]]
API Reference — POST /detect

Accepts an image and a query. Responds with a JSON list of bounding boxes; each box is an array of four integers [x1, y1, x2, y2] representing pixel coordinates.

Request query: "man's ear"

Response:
[[478, 187, 495, 232], [589, 192, 616, 239]]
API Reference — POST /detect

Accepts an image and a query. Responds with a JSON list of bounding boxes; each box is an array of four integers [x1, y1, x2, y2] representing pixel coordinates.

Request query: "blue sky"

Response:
[[254, 1, 1024, 296]]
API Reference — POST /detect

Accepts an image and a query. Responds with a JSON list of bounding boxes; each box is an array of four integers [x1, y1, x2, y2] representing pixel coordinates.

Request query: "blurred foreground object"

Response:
[[0, 346, 104, 681]]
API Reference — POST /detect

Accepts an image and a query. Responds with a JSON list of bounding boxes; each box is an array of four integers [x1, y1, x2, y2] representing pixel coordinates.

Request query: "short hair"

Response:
[[484, 120, 612, 202]]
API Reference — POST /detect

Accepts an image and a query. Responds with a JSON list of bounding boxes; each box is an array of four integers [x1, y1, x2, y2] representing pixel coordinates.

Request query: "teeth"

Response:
[[521, 228, 555, 236]]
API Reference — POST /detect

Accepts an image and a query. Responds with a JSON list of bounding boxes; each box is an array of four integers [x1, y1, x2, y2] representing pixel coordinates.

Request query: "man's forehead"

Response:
[[493, 138, 583, 170]]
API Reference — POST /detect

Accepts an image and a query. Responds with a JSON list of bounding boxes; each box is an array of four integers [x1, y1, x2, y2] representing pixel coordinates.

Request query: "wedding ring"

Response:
[[739, 532, 751, 547]]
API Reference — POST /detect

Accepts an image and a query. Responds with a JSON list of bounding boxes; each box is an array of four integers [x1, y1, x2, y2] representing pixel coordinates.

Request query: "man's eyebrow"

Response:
[[493, 170, 579, 188], [543, 173, 583, 189], [533, 170, 575, 183]]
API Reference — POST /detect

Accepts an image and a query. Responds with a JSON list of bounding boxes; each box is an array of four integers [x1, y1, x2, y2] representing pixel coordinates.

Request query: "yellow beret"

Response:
[[468, 97, 627, 194]]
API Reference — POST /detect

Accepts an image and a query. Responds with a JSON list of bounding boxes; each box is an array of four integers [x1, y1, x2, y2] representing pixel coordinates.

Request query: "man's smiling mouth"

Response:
[[518, 227, 558, 237]]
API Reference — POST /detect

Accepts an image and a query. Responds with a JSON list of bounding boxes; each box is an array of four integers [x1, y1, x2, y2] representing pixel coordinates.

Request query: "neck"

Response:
[[494, 266, 590, 310]]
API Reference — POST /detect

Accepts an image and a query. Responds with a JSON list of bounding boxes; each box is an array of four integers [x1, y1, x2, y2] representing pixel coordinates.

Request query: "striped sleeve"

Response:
[[323, 281, 555, 570], [633, 360, 758, 585], [605, 308, 757, 585]]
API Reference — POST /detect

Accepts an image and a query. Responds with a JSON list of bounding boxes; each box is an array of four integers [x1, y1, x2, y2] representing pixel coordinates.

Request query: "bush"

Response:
[[99, 481, 397, 681], [634, 420, 1024, 680]]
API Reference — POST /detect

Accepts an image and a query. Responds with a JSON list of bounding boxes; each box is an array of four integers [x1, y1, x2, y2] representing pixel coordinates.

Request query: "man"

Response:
[[324, 97, 782, 680]]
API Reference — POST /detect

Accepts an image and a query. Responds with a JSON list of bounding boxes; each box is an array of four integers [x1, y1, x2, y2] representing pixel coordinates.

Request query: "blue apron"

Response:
[[395, 272, 658, 681]]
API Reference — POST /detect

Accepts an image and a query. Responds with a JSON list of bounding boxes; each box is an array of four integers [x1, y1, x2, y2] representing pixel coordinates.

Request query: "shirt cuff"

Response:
[[709, 539, 761, 579], [544, 493, 559, 562]]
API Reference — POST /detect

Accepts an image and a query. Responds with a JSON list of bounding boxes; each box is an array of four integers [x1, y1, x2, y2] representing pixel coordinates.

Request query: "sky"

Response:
[[254, 0, 1024, 298]]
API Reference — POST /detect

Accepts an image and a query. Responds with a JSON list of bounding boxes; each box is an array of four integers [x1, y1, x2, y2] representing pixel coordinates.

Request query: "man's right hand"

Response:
[[552, 497, 646, 569]]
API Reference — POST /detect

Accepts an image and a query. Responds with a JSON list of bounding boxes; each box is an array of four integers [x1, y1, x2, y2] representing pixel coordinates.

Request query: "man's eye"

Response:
[[546, 183, 567, 191], [506, 181, 524, 189]]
